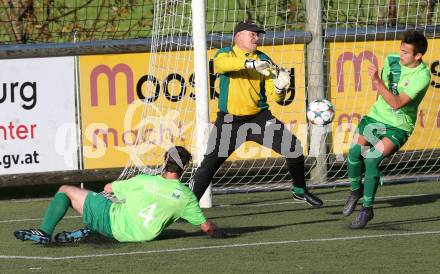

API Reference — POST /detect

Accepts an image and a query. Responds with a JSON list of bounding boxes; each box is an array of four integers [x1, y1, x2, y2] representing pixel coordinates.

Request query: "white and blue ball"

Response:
[[306, 99, 335, 126]]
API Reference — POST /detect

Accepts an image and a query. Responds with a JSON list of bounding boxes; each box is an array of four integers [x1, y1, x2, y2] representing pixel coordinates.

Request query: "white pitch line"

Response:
[[1, 230, 439, 260], [0, 198, 51, 204], [0, 215, 81, 224], [218, 201, 302, 207], [218, 193, 432, 208]]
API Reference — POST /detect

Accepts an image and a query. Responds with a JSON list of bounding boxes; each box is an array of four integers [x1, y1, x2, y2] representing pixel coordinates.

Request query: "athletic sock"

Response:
[[40, 192, 71, 236], [362, 148, 384, 208], [347, 143, 363, 191], [292, 185, 305, 195]]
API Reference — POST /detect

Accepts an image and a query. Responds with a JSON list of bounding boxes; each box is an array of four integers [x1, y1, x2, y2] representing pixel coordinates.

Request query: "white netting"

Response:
[[116, 0, 440, 196]]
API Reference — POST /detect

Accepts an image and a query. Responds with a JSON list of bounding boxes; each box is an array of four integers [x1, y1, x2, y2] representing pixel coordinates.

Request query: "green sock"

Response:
[[292, 185, 305, 195], [39, 192, 71, 235], [362, 148, 384, 208], [347, 143, 363, 191]]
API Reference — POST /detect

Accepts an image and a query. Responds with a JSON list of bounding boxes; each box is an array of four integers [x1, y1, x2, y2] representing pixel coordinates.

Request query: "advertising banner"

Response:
[[0, 57, 79, 174]]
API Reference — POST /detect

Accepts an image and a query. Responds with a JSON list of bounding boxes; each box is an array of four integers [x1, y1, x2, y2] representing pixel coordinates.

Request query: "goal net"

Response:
[[104, 1, 440, 196]]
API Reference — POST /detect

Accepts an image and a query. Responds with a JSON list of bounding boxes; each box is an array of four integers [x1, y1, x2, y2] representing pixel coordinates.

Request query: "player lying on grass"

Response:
[[342, 30, 431, 229], [15, 146, 232, 244]]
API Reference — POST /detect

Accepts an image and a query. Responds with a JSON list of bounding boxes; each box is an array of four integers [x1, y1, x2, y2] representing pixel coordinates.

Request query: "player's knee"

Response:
[[290, 137, 303, 153], [58, 185, 70, 193], [280, 138, 303, 160], [286, 154, 304, 164], [58, 185, 79, 195]]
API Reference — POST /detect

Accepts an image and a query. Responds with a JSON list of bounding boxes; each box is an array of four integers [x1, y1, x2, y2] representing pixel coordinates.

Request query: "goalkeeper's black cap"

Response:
[[233, 21, 265, 36]]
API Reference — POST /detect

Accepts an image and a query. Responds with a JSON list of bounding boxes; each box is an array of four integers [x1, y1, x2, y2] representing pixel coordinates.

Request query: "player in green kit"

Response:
[[342, 30, 431, 229], [14, 146, 226, 244]]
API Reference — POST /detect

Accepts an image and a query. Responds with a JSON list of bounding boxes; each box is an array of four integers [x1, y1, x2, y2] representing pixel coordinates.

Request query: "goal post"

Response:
[[191, 0, 212, 208], [305, 0, 328, 185]]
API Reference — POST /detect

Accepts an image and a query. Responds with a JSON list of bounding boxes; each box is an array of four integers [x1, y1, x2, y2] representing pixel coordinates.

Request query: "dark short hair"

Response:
[[402, 30, 428, 55], [164, 146, 192, 174]]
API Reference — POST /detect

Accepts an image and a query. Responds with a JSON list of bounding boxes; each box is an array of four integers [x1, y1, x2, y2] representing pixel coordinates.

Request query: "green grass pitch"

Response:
[[0, 181, 439, 273]]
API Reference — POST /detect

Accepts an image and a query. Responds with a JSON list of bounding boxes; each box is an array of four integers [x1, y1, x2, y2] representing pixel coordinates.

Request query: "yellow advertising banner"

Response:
[[80, 44, 307, 169], [329, 40, 440, 156]]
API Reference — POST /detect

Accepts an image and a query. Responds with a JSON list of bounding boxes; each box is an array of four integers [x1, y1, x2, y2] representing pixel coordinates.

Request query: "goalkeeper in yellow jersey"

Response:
[[14, 147, 233, 244], [342, 30, 431, 228], [191, 21, 323, 207]]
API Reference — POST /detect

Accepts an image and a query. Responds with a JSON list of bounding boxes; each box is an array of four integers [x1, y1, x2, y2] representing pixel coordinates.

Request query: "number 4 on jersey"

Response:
[[138, 203, 157, 227]]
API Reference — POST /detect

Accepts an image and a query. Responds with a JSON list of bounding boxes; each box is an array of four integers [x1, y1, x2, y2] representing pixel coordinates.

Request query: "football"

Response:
[[306, 99, 335, 126]]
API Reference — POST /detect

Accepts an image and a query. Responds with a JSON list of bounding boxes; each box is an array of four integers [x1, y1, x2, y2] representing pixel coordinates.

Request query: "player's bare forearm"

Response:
[[103, 183, 113, 193], [369, 64, 411, 110], [373, 78, 401, 108]]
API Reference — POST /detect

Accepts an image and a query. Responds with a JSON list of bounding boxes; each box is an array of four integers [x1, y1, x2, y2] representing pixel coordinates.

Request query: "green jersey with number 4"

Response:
[[109, 174, 206, 242], [367, 53, 431, 133]]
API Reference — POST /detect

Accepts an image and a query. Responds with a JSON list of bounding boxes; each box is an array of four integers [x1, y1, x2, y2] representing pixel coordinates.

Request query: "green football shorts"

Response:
[[356, 116, 410, 149], [83, 192, 114, 238]]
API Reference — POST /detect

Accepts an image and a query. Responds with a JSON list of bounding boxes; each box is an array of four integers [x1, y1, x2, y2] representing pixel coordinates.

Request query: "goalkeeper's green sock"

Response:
[[40, 192, 71, 236]]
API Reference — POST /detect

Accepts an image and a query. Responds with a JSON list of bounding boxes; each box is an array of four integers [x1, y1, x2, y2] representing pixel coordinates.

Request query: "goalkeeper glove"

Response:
[[245, 59, 272, 76], [208, 228, 240, 239], [273, 68, 290, 94]]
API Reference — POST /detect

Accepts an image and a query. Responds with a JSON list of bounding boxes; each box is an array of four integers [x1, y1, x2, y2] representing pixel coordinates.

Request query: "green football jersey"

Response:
[[367, 53, 431, 133], [109, 174, 206, 242]]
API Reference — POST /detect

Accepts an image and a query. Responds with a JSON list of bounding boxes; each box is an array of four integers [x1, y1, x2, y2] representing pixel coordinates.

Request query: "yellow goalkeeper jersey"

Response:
[[214, 45, 285, 116]]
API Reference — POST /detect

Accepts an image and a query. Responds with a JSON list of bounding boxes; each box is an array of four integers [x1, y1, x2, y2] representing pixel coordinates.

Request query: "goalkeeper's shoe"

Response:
[[342, 186, 363, 217], [292, 189, 323, 208], [350, 206, 374, 229], [54, 227, 91, 243], [14, 229, 51, 245]]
